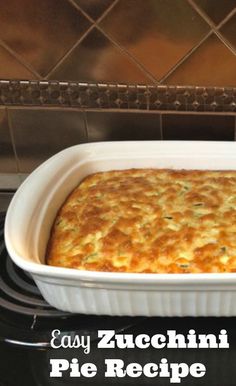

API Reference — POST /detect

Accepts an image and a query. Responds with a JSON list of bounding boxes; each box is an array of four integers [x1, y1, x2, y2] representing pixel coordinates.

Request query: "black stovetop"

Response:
[[1, 211, 236, 386]]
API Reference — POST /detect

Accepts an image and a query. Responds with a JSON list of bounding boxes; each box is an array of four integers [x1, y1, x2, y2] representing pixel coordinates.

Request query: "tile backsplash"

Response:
[[0, 0, 236, 188], [0, 0, 235, 86], [1, 106, 236, 180]]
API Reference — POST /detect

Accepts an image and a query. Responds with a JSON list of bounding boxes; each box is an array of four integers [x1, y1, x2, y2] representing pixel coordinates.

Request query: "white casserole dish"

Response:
[[5, 141, 236, 316]]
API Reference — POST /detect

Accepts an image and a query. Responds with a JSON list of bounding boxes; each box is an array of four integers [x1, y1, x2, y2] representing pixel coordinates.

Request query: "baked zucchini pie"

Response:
[[47, 169, 236, 273]]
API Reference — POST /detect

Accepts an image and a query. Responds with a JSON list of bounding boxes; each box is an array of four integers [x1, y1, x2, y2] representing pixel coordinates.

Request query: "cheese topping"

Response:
[[47, 169, 236, 273]]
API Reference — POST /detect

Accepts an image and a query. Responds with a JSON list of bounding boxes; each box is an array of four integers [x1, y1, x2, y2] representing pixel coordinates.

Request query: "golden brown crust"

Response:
[[46, 168, 236, 273]]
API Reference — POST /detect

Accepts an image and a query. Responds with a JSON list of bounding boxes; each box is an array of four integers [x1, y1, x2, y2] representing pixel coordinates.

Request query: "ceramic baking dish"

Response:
[[5, 141, 236, 316]]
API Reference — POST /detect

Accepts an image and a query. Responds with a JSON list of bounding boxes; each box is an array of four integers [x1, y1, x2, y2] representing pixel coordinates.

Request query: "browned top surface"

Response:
[[47, 168, 236, 273]]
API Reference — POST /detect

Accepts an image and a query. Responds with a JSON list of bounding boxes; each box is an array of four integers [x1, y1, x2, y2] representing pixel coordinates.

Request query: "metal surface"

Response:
[[0, 212, 68, 317], [0, 212, 144, 348], [0, 192, 14, 212], [0, 110, 17, 174], [0, 1, 235, 86], [0, 80, 236, 113]]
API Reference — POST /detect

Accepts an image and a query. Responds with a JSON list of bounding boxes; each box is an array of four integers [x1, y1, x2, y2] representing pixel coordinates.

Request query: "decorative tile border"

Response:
[[0, 80, 236, 113]]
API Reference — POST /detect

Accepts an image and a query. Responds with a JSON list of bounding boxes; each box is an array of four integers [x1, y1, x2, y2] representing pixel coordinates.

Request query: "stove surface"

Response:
[[0, 211, 236, 385], [0, 192, 14, 212], [0, 212, 143, 347]]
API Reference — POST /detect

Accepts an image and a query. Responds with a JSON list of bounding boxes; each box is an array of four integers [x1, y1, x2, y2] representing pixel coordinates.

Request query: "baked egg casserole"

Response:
[[47, 169, 236, 273]]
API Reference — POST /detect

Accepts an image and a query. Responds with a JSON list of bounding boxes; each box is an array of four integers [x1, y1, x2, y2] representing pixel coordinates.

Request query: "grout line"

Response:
[[6, 108, 21, 174], [160, 114, 163, 140], [213, 29, 236, 56], [55, 0, 122, 81], [188, 0, 217, 29], [67, 0, 119, 25], [95, 25, 159, 85], [55, 0, 158, 85], [234, 116, 236, 141], [0, 39, 41, 79], [4, 105, 236, 116], [96, 0, 120, 24], [45, 24, 95, 79], [216, 7, 236, 29], [159, 30, 212, 84], [79, 0, 159, 85], [83, 110, 89, 141], [188, 0, 236, 55], [67, 0, 94, 23], [6, 105, 85, 112]]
